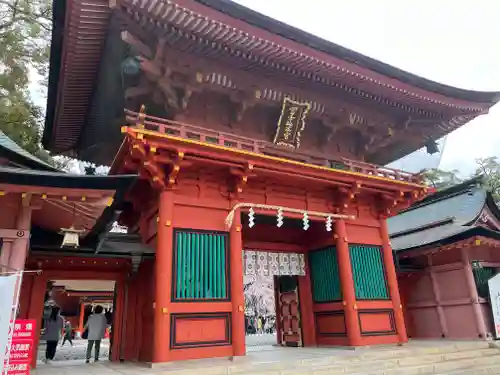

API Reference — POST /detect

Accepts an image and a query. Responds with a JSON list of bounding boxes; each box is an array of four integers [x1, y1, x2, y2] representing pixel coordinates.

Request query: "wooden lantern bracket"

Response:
[[333, 182, 362, 214], [229, 162, 256, 199]]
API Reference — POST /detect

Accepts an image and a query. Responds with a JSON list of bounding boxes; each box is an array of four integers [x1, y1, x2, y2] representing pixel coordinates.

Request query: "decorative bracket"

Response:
[[166, 150, 185, 188], [229, 163, 255, 198]]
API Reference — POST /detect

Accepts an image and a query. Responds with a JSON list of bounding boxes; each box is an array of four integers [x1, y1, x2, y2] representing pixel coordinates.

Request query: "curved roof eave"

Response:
[[196, 0, 500, 104], [395, 226, 500, 253]]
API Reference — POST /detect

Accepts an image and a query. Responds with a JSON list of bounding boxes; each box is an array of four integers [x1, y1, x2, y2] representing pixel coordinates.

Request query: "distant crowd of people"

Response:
[[245, 315, 276, 335], [42, 305, 109, 364]]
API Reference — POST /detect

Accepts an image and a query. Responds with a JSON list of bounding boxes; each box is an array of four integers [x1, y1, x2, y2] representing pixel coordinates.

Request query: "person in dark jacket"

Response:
[[43, 306, 64, 363], [61, 320, 73, 347]]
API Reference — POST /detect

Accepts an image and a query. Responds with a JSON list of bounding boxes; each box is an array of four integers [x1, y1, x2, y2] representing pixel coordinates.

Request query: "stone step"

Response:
[[350, 352, 500, 375], [227, 343, 492, 374], [436, 363, 500, 375], [230, 346, 496, 375], [154, 343, 497, 375], [295, 349, 500, 375]]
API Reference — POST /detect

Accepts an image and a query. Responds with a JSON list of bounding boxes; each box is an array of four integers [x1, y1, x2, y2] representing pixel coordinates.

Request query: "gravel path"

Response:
[[37, 339, 110, 362]]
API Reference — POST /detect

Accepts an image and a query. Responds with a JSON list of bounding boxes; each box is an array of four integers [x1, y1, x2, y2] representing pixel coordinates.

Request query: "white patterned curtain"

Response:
[[243, 250, 306, 276]]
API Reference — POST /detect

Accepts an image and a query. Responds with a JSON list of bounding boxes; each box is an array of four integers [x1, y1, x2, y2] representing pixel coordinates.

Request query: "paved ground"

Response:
[[36, 334, 276, 362], [37, 339, 110, 363]]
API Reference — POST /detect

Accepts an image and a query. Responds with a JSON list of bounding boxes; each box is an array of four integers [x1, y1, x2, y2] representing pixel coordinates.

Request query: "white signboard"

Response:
[[0, 274, 18, 370], [488, 273, 500, 339]]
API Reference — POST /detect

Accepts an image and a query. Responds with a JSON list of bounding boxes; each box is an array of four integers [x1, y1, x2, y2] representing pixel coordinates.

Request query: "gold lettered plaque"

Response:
[[273, 97, 311, 149]]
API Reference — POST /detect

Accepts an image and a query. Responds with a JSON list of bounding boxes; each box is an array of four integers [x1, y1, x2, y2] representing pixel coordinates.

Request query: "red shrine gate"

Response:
[[110, 116, 427, 363]]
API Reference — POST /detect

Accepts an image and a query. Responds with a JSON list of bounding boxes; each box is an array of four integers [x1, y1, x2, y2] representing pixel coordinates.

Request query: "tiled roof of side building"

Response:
[[0, 131, 58, 171], [388, 176, 500, 251]]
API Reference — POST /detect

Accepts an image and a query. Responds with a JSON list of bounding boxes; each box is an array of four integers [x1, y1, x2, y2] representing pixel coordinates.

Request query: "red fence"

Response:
[[124, 109, 422, 184]]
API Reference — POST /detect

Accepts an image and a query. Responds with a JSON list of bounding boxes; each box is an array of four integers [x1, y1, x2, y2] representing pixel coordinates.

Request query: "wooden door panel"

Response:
[[277, 276, 302, 347]]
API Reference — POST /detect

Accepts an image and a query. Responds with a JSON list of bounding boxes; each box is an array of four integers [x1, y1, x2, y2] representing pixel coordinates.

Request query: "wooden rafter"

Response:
[[119, 26, 408, 147]]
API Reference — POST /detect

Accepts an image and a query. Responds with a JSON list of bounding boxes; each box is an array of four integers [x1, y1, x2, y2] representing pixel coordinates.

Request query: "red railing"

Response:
[[125, 109, 265, 153], [125, 109, 422, 184]]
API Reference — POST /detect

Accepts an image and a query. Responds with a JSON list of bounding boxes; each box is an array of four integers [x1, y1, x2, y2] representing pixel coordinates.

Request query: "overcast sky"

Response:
[[31, 0, 500, 175], [233, 0, 500, 175]]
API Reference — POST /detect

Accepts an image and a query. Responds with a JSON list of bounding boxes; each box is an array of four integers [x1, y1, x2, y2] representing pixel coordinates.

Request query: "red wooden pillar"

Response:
[[78, 303, 85, 334], [298, 255, 316, 346], [461, 248, 488, 339], [18, 274, 34, 319], [111, 277, 126, 362], [9, 206, 32, 271], [153, 191, 174, 363], [335, 219, 362, 346], [28, 274, 47, 369], [379, 218, 408, 343], [229, 209, 245, 357]]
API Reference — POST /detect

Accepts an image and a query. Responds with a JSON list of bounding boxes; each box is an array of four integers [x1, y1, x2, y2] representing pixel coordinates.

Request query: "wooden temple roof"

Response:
[[43, 0, 500, 165], [0, 131, 56, 171], [0, 166, 137, 248], [388, 176, 500, 253]]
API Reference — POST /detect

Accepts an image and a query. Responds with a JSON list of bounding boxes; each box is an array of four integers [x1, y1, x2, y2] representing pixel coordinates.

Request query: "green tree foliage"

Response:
[[0, 0, 55, 165], [421, 168, 462, 190], [423, 157, 500, 202], [474, 157, 500, 202]]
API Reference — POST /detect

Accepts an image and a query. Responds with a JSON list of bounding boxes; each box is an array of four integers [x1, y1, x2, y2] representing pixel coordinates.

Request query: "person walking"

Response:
[[61, 320, 73, 347], [43, 306, 64, 363], [84, 305, 107, 363]]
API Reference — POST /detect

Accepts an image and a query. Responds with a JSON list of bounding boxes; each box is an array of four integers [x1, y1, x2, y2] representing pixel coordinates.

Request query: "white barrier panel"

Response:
[[488, 273, 500, 339], [0, 274, 19, 373]]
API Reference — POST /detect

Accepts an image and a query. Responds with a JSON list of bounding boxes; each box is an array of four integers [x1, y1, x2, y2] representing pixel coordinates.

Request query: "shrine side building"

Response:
[[390, 177, 500, 340], [5, 0, 500, 367]]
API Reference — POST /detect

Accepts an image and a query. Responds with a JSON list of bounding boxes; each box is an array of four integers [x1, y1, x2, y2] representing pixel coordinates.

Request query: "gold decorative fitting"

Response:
[[62, 196, 67, 201], [178, 151, 185, 158], [174, 165, 180, 172], [165, 220, 172, 227], [137, 133, 144, 140], [356, 183, 362, 189], [41, 194, 47, 199], [342, 301, 347, 306], [349, 193, 354, 199], [169, 177, 176, 184], [21, 193, 27, 198], [248, 164, 254, 170], [237, 188, 243, 193], [255, 90, 262, 99], [354, 304, 358, 310], [195, 72, 203, 83], [475, 239, 481, 246], [144, 161, 150, 166], [242, 176, 248, 182], [81, 196, 86, 202], [150, 146, 157, 153], [121, 126, 127, 134], [236, 226, 241, 232], [153, 176, 159, 182], [399, 304, 403, 309], [343, 203, 348, 208], [132, 144, 140, 149], [106, 197, 114, 207], [162, 307, 168, 314], [0, 191, 5, 196], [156, 217, 159, 223]]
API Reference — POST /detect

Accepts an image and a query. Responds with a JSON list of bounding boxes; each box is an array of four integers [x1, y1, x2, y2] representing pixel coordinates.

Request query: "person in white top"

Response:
[[84, 305, 108, 363]]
